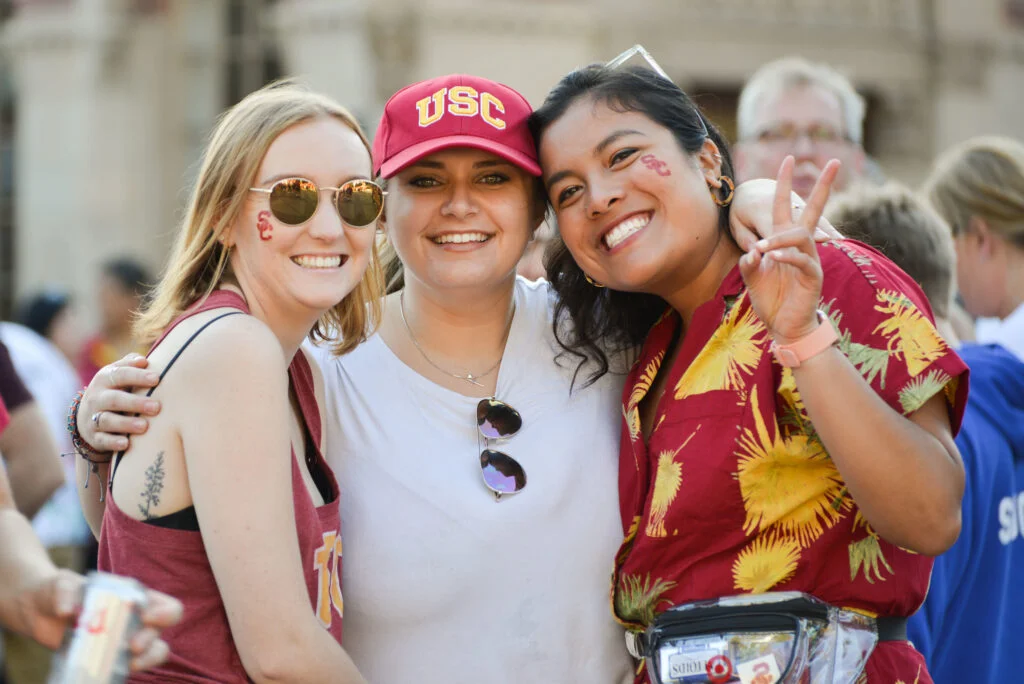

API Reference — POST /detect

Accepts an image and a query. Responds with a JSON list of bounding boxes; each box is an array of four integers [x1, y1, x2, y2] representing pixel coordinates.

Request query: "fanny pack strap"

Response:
[[625, 631, 646, 660], [626, 615, 907, 660], [876, 616, 907, 642]]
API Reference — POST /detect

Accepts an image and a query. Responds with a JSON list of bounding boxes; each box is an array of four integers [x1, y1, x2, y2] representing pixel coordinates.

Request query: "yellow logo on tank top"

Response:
[[313, 531, 344, 628]]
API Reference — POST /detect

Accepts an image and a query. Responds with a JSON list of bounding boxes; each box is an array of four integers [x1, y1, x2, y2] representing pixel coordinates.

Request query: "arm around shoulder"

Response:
[[176, 318, 363, 683]]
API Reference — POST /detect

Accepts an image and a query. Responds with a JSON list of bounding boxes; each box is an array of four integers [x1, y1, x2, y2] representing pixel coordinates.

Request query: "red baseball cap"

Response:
[[372, 74, 542, 178]]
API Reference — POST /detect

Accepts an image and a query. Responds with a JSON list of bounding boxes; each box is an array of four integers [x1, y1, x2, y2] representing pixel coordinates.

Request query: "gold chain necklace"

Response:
[[399, 291, 514, 388]]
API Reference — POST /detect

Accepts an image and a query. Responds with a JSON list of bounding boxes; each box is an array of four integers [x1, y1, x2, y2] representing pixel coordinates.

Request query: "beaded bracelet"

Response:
[[66, 389, 113, 501], [66, 389, 106, 459]]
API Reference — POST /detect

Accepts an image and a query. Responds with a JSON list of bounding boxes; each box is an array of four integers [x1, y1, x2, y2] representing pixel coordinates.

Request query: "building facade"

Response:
[[1, 0, 1022, 319]]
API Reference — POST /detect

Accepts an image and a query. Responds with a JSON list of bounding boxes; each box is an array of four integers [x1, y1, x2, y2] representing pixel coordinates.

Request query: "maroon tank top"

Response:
[[97, 290, 344, 683]]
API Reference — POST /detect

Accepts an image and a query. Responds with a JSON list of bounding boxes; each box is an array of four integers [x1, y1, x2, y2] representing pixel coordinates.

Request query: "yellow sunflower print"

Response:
[[873, 291, 947, 377], [898, 369, 952, 414], [894, 666, 922, 684], [624, 350, 666, 442], [646, 428, 699, 538], [675, 295, 766, 399], [849, 511, 895, 584], [732, 531, 801, 593], [737, 390, 847, 547]]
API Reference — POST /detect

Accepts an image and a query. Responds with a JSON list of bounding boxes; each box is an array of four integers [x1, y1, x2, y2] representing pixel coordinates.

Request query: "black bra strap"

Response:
[[110, 310, 244, 486], [144, 310, 245, 397]]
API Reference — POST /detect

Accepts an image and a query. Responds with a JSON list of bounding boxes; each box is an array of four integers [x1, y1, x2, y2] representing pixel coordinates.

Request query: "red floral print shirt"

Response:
[[614, 241, 969, 684]]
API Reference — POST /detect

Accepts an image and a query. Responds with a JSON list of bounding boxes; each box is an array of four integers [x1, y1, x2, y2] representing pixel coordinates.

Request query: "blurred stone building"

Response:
[[1, 0, 1022, 319]]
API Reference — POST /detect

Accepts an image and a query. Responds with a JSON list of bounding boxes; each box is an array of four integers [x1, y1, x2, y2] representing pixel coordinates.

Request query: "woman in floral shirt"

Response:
[[530, 65, 968, 683]]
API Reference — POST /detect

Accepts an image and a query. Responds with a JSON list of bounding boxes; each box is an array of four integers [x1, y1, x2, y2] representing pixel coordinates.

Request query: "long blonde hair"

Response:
[[924, 136, 1024, 248], [136, 80, 384, 354]]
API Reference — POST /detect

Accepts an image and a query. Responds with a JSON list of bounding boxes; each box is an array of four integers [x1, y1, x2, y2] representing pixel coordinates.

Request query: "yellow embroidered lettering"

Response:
[[416, 88, 447, 127], [481, 93, 506, 130], [447, 86, 479, 117]]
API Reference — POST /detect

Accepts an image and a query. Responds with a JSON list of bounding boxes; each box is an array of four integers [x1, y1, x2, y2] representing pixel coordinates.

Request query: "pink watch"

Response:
[[770, 310, 839, 368]]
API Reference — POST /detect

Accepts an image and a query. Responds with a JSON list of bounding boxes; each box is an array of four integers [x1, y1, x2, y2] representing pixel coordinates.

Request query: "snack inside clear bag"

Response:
[[643, 592, 878, 684]]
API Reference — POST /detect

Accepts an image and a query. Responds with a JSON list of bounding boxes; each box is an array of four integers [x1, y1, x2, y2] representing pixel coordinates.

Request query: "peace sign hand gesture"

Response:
[[739, 156, 841, 345]]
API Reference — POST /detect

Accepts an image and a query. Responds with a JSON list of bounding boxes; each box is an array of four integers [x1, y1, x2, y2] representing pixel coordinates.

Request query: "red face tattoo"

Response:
[[640, 154, 671, 176], [257, 210, 273, 241]]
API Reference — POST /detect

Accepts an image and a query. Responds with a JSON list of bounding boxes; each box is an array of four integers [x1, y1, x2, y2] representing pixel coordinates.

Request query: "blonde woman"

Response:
[[73, 82, 381, 683], [925, 136, 1024, 362]]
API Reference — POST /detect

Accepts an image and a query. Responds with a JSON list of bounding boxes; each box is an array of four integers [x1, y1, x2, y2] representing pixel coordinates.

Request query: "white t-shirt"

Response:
[[310, 278, 633, 684], [975, 304, 1024, 362], [0, 323, 91, 548]]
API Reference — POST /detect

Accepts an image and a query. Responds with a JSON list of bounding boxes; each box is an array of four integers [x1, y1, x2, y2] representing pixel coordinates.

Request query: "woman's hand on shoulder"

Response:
[[77, 355, 162, 454], [730, 176, 843, 252], [739, 157, 841, 345]]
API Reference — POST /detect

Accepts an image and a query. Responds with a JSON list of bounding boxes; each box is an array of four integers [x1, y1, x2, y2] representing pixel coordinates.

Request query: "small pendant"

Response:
[[464, 373, 484, 387]]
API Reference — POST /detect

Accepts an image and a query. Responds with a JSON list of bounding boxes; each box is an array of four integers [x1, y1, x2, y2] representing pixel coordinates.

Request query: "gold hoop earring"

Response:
[[584, 273, 606, 288], [711, 175, 735, 207]]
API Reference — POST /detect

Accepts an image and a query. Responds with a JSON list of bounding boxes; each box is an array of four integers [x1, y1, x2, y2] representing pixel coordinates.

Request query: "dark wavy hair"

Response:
[[528, 65, 736, 387]]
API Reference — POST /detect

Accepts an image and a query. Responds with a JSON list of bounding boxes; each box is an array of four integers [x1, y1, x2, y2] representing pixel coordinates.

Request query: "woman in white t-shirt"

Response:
[[75, 73, 828, 683]]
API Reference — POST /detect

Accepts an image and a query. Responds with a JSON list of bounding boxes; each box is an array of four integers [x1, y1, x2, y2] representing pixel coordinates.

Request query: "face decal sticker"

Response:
[[257, 210, 273, 241], [640, 154, 671, 176]]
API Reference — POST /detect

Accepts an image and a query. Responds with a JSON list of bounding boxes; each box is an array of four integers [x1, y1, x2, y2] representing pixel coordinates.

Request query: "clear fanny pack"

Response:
[[627, 592, 880, 684]]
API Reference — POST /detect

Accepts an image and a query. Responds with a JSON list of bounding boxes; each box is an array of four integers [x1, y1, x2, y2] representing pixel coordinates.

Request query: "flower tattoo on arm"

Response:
[[138, 451, 166, 520]]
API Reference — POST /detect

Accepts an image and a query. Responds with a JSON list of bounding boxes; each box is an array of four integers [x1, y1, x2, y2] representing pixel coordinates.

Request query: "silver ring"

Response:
[[91, 411, 103, 428]]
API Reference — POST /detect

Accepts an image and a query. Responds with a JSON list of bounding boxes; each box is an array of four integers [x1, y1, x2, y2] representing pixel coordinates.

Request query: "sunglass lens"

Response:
[[480, 449, 526, 495], [477, 399, 522, 440], [337, 180, 384, 227], [269, 179, 319, 225]]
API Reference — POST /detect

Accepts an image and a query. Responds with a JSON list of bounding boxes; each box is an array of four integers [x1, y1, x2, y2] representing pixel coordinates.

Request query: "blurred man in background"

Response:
[[734, 56, 867, 199], [828, 183, 1023, 684], [734, 56, 976, 342]]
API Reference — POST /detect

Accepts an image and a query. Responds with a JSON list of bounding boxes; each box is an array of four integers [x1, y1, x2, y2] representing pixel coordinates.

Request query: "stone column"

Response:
[[272, 0, 379, 130], [4, 0, 225, 324], [5, 1, 112, 304], [931, 0, 1024, 157]]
